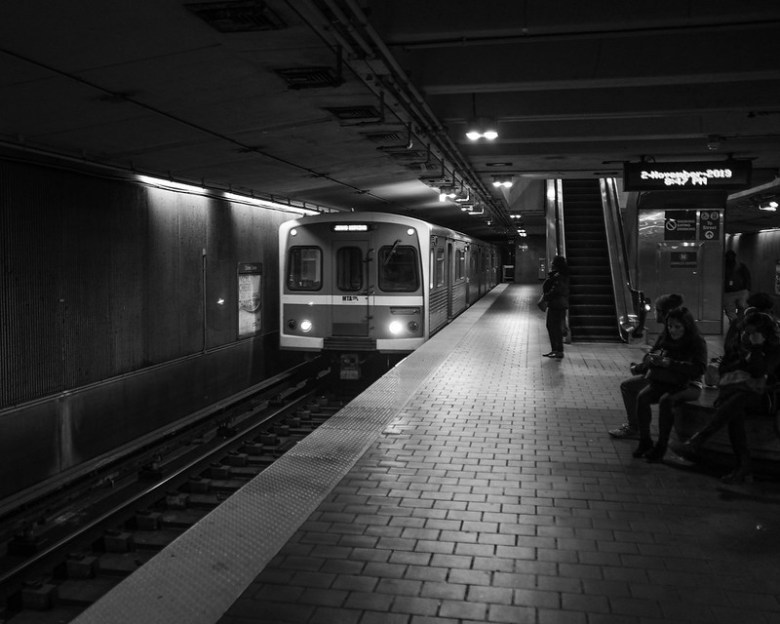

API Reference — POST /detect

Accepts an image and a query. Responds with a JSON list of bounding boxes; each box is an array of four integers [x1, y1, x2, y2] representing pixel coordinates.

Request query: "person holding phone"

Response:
[[631, 306, 707, 461]]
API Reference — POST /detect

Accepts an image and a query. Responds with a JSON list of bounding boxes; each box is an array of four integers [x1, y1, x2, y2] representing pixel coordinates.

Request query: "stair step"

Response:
[[570, 305, 616, 316], [570, 296, 615, 306], [570, 282, 613, 292], [568, 257, 610, 266], [563, 178, 619, 343]]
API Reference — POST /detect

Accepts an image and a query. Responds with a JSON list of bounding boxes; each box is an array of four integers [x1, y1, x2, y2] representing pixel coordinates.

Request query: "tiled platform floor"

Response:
[[75, 284, 780, 624]]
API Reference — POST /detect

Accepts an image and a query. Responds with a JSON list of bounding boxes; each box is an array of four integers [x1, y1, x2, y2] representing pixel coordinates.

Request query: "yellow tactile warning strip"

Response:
[[71, 286, 505, 624]]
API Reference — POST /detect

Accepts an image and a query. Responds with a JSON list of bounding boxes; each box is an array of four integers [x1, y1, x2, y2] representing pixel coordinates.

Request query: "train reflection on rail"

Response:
[[279, 212, 499, 379]]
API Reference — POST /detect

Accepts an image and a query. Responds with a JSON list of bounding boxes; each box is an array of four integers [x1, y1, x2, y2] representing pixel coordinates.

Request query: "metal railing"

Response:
[[599, 178, 647, 340]]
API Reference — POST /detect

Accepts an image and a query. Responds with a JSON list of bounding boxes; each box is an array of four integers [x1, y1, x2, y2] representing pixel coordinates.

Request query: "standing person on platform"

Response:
[[540, 255, 569, 360], [723, 250, 751, 324], [635, 306, 708, 462], [608, 293, 685, 439]]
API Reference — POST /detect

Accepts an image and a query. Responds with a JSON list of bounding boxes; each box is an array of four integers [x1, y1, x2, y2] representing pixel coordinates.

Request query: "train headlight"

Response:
[[388, 320, 404, 335], [300, 319, 313, 333]]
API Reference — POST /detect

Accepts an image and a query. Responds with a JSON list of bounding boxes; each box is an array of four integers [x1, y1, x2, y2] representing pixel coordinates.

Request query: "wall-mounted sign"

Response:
[[238, 262, 263, 338], [698, 210, 721, 241], [670, 251, 698, 268], [664, 210, 697, 240], [623, 160, 751, 191]]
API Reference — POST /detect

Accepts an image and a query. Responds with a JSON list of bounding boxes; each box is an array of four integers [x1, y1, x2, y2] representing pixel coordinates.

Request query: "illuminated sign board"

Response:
[[332, 224, 369, 232], [623, 160, 751, 191]]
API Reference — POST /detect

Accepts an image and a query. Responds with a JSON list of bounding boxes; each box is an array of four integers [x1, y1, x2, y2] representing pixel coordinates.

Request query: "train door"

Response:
[[330, 239, 372, 337], [446, 241, 454, 319]]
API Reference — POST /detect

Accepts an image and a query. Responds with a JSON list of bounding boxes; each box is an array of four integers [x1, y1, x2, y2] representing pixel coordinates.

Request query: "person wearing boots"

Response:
[[684, 309, 780, 483], [609, 293, 685, 439], [632, 306, 708, 461], [540, 255, 570, 360]]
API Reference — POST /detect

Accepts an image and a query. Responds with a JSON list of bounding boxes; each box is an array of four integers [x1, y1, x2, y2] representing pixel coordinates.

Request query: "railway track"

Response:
[[0, 358, 384, 624]]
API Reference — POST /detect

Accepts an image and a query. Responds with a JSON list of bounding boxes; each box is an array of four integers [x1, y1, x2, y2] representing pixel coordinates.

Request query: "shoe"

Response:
[[645, 444, 667, 463], [683, 431, 707, 454], [609, 423, 639, 439], [721, 468, 752, 485], [542, 352, 556, 357], [632, 439, 653, 458], [549, 352, 564, 359]]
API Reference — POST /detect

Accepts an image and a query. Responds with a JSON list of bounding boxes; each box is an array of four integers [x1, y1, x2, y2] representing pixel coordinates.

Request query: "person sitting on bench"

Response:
[[685, 309, 780, 484]]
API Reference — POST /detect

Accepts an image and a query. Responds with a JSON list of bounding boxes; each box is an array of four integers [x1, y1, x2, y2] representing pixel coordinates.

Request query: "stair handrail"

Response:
[[599, 178, 642, 340], [545, 179, 565, 264]]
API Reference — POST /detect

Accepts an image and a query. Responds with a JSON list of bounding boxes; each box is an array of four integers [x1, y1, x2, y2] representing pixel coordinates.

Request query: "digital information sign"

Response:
[[623, 160, 751, 191]]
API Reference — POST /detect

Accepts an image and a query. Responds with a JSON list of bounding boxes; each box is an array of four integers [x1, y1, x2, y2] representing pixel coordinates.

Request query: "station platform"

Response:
[[73, 284, 780, 624]]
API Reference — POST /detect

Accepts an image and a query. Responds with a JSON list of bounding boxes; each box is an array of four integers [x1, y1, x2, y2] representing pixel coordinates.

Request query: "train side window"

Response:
[[378, 245, 419, 292], [287, 246, 322, 291], [434, 246, 445, 287], [456, 249, 465, 280], [336, 246, 363, 291]]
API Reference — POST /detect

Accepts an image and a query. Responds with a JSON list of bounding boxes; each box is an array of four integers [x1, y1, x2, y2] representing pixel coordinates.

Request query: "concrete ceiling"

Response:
[[2, 1, 780, 241]]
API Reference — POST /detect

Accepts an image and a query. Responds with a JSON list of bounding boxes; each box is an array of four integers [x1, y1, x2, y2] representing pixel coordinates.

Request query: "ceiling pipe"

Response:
[[339, 0, 511, 229]]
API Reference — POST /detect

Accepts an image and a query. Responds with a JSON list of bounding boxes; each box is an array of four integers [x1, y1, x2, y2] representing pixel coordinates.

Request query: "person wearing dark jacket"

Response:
[[723, 249, 751, 324], [685, 310, 780, 483], [609, 293, 685, 439], [632, 306, 708, 461], [540, 255, 569, 359]]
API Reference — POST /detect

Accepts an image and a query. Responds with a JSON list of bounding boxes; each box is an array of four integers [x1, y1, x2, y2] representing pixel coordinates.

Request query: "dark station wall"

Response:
[[0, 157, 304, 504]]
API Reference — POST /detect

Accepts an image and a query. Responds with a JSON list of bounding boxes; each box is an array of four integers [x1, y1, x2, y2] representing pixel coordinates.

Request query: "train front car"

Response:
[[279, 213, 430, 361]]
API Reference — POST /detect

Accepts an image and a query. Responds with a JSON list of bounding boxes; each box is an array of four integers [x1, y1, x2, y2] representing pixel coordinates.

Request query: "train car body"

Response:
[[279, 212, 498, 355]]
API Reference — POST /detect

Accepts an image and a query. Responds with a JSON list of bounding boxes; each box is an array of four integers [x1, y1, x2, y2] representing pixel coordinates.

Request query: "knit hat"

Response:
[[654, 293, 683, 315]]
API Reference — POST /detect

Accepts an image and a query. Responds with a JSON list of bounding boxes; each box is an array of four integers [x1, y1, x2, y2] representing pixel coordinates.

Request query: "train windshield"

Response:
[[336, 246, 363, 291], [287, 246, 322, 290], [378, 245, 419, 292]]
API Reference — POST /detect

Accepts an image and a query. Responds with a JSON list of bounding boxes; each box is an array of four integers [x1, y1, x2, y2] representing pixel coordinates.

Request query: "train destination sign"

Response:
[[332, 223, 369, 232], [623, 160, 751, 191]]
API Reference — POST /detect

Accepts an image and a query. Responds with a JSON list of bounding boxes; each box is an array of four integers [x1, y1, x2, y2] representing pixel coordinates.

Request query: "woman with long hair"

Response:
[[685, 309, 780, 483], [540, 255, 570, 359], [633, 306, 707, 461]]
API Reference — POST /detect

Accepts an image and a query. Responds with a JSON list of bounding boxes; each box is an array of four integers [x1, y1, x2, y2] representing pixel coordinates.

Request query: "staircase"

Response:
[[561, 179, 620, 342]]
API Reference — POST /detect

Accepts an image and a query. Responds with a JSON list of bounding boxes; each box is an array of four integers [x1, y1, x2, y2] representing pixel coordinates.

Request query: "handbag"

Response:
[[718, 369, 766, 394], [703, 359, 720, 387], [537, 295, 547, 312]]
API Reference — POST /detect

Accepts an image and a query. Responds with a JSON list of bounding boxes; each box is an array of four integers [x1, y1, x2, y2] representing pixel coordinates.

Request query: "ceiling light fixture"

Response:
[[465, 94, 498, 141], [759, 200, 778, 211], [466, 118, 498, 141], [492, 175, 514, 188], [438, 184, 458, 202]]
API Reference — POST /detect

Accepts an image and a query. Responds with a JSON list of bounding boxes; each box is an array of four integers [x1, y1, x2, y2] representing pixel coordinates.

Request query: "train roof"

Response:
[[280, 211, 491, 246]]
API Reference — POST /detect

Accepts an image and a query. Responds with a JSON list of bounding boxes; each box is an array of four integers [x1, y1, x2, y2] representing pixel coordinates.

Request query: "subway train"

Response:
[[278, 212, 499, 359]]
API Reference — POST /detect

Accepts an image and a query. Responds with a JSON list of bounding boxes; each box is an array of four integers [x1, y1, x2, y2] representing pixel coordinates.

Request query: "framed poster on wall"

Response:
[[238, 262, 262, 338]]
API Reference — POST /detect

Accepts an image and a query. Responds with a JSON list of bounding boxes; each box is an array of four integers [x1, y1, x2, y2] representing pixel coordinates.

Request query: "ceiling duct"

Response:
[[324, 105, 382, 124], [276, 67, 343, 89], [362, 132, 403, 144], [185, 0, 286, 32], [405, 161, 441, 173], [383, 149, 429, 162]]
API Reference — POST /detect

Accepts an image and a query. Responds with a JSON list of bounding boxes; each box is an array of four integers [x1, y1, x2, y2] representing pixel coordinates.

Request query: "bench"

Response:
[[673, 383, 780, 474]]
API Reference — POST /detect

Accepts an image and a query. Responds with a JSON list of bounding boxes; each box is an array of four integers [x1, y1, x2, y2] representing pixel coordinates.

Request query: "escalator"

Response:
[[561, 179, 620, 342]]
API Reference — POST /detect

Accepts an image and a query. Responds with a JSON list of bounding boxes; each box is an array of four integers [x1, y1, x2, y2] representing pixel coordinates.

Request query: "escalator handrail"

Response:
[[600, 178, 636, 340]]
